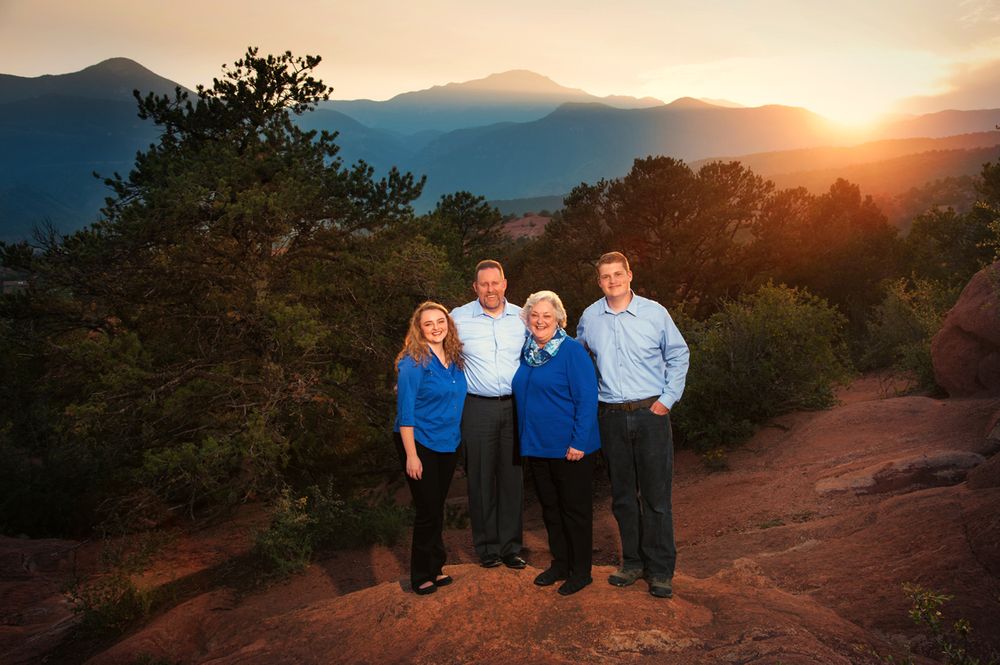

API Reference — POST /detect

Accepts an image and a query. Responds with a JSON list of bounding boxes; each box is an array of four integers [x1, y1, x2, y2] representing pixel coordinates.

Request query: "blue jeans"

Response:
[[599, 408, 676, 578]]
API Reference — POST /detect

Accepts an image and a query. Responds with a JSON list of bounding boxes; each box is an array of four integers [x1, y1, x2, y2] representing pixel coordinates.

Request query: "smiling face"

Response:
[[419, 308, 449, 346], [597, 260, 633, 302], [528, 298, 559, 346], [473, 266, 507, 316]]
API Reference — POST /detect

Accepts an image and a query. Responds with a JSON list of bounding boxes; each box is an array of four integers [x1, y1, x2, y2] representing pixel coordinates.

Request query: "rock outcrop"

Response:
[[4, 377, 998, 664], [932, 262, 1000, 396]]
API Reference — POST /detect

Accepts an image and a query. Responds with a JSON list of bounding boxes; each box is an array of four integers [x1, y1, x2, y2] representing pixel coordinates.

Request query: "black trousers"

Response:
[[528, 453, 595, 582], [395, 434, 458, 589], [461, 397, 523, 560]]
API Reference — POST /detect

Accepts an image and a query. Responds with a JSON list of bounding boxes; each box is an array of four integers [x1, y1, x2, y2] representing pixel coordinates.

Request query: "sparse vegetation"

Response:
[[64, 531, 172, 636], [701, 448, 729, 472], [863, 278, 960, 390], [254, 483, 411, 578], [871, 584, 1000, 665]]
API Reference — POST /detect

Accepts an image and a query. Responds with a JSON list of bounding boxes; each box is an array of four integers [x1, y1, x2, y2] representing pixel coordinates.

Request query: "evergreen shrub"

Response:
[[255, 482, 411, 577], [673, 283, 851, 449], [863, 278, 960, 391]]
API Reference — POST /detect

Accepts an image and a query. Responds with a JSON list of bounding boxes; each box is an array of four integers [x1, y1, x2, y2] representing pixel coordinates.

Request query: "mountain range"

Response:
[[322, 69, 664, 134], [2, 58, 1000, 242]]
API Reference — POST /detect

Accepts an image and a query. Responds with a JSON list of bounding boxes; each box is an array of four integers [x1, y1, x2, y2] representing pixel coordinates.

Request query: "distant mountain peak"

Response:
[[81, 57, 160, 78], [400, 69, 589, 100], [666, 97, 717, 109], [0, 57, 186, 106], [700, 97, 745, 108], [452, 70, 584, 95]]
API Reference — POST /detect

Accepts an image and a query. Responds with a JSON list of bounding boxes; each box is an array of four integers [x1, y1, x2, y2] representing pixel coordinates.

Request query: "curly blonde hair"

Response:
[[395, 301, 464, 370]]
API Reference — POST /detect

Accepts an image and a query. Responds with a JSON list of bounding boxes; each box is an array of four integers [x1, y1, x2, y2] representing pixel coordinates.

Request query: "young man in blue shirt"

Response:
[[451, 260, 527, 569], [576, 251, 689, 598]]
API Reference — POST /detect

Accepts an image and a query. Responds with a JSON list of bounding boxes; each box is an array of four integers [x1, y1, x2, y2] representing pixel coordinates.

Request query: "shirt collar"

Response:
[[602, 291, 639, 316], [473, 299, 516, 318]]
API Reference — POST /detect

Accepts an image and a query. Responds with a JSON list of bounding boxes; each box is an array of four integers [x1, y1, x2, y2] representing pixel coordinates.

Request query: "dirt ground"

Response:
[[4, 376, 999, 664]]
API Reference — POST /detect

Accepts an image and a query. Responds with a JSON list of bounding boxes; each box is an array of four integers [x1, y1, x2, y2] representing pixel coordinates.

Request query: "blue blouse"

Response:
[[511, 337, 601, 458], [395, 353, 467, 453]]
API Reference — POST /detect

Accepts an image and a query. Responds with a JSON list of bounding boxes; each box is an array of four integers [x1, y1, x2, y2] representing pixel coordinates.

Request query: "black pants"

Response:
[[461, 397, 523, 560], [395, 434, 458, 589], [528, 453, 595, 582]]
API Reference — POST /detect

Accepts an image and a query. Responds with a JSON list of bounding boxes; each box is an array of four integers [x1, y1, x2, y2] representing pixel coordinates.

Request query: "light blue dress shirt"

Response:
[[576, 292, 690, 410], [451, 299, 526, 397]]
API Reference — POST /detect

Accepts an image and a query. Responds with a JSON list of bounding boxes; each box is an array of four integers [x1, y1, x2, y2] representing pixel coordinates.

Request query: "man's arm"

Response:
[[656, 309, 690, 412]]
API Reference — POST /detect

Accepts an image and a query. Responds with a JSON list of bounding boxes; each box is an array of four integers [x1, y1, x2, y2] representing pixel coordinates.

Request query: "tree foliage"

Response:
[[1, 48, 456, 534], [531, 157, 774, 319], [416, 191, 509, 276], [6, 47, 998, 536]]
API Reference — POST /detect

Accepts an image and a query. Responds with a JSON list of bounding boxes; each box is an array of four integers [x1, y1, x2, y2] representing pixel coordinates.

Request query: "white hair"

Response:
[[520, 290, 568, 329]]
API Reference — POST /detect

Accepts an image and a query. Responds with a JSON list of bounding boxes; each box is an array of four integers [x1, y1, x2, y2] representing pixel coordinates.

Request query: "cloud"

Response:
[[898, 58, 1000, 112]]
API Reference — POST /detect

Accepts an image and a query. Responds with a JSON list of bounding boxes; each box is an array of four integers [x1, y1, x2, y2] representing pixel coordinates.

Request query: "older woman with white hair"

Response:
[[511, 290, 600, 596]]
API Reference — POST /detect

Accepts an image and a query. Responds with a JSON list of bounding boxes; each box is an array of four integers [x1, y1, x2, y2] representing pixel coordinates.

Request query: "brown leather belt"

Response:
[[468, 394, 513, 401], [599, 396, 659, 412]]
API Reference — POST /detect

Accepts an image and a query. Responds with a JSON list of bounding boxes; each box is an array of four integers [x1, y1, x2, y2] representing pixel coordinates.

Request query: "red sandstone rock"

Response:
[[4, 377, 997, 665], [932, 262, 1000, 396]]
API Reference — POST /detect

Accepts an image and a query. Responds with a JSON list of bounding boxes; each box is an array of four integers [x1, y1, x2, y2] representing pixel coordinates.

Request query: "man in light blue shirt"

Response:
[[451, 260, 527, 569], [576, 251, 689, 599]]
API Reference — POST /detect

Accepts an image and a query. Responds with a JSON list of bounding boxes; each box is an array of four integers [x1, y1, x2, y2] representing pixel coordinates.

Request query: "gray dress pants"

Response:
[[461, 396, 523, 560]]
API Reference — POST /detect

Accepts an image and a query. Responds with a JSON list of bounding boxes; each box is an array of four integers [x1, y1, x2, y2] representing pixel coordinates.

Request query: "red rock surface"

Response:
[[504, 214, 550, 239], [4, 377, 998, 664], [932, 261, 1000, 396]]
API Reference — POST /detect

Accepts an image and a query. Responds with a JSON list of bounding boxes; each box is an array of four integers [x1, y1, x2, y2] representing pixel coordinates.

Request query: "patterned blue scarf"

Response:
[[522, 327, 567, 367]]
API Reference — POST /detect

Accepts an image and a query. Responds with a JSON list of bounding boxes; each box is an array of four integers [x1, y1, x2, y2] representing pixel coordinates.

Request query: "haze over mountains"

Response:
[[2, 57, 1000, 242], [322, 69, 664, 134]]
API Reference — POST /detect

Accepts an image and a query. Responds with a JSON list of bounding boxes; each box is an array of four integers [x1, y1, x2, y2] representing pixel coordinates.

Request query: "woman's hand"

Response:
[[406, 455, 423, 480], [565, 446, 584, 462]]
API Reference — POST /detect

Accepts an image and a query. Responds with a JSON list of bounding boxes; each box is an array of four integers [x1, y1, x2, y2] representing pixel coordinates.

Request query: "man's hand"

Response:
[[650, 401, 670, 416], [565, 446, 584, 461]]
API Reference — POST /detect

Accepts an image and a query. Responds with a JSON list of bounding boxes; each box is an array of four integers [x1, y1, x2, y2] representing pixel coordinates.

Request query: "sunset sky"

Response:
[[2, 0, 1000, 124]]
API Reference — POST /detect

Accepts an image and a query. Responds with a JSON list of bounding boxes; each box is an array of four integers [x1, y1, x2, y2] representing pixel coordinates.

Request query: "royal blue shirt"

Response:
[[576, 292, 690, 410], [511, 337, 601, 458], [451, 299, 526, 397], [394, 353, 467, 453]]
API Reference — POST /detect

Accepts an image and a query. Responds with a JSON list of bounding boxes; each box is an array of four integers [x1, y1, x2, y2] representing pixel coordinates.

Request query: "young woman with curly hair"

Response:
[[394, 301, 467, 595]]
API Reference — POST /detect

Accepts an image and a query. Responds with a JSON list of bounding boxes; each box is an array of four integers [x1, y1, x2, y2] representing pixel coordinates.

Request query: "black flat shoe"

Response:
[[557, 576, 592, 596], [433, 575, 453, 587], [502, 554, 527, 569], [414, 582, 437, 595], [533, 568, 568, 586]]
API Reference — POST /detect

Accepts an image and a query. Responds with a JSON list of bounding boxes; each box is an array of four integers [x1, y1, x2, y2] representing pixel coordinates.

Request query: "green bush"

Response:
[[254, 490, 315, 577], [892, 583, 999, 665], [255, 483, 411, 577], [65, 572, 154, 636], [307, 483, 411, 550], [62, 531, 170, 637], [673, 283, 851, 449], [863, 278, 960, 390]]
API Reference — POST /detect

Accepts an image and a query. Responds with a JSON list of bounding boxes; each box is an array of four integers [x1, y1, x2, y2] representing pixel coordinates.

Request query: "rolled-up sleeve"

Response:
[[396, 357, 423, 427]]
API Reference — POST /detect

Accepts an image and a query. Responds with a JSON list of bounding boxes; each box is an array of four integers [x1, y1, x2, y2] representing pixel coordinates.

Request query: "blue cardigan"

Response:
[[511, 336, 601, 458]]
